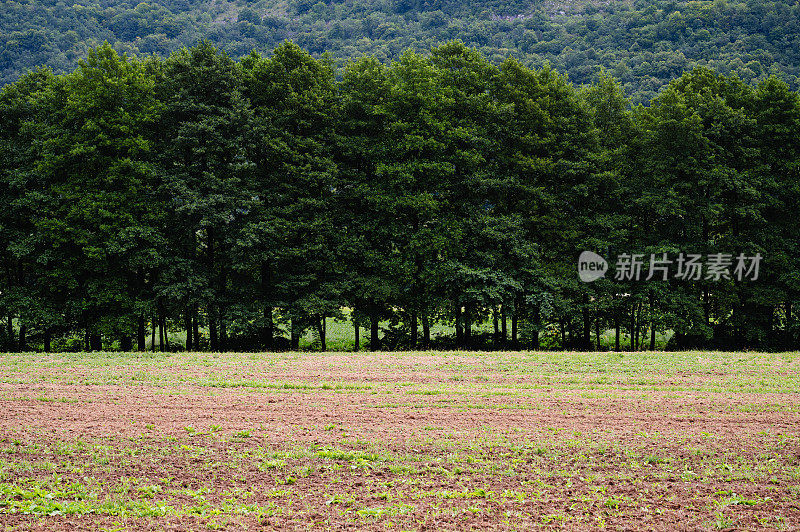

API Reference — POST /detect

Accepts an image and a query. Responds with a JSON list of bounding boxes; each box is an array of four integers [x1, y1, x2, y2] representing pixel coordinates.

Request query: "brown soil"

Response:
[[0, 352, 798, 530]]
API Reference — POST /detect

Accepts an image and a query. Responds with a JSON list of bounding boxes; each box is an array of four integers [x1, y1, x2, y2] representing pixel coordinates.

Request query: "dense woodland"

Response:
[[1, 40, 799, 352], [1, 0, 800, 102]]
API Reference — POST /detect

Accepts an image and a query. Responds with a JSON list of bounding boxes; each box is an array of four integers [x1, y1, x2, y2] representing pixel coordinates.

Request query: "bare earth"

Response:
[[0, 350, 798, 530]]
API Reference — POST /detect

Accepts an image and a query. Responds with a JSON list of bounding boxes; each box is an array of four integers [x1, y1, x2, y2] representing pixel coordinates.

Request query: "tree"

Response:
[[494, 59, 599, 348], [241, 41, 341, 351], [0, 68, 61, 351], [23, 44, 162, 351], [156, 41, 253, 351], [336, 55, 396, 349]]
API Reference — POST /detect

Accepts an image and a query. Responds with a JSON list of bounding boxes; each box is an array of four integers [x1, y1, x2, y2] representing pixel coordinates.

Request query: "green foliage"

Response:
[[2, 0, 800, 104], [1, 41, 799, 352]]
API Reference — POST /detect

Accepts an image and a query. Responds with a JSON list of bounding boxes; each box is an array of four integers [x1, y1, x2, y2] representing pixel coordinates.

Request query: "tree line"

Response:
[[1, 40, 799, 352]]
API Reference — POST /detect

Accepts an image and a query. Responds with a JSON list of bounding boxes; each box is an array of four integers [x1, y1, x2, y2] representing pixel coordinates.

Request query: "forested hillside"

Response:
[[2, 41, 799, 353], [2, 0, 800, 101]]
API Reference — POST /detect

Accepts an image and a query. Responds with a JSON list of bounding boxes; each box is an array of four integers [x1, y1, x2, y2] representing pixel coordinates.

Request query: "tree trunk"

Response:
[[321, 315, 326, 352], [158, 312, 165, 353], [291, 319, 300, 350], [353, 318, 360, 352], [219, 316, 227, 352], [317, 315, 326, 352], [207, 227, 221, 352], [513, 295, 523, 349], [218, 259, 227, 351], [264, 306, 274, 351], [531, 305, 540, 349], [786, 301, 793, 348], [410, 311, 417, 349], [185, 309, 193, 351], [137, 315, 146, 351], [640, 321, 648, 351], [649, 294, 657, 351], [89, 333, 101, 352], [192, 305, 200, 351], [630, 304, 637, 351], [120, 335, 132, 352], [164, 314, 171, 351], [595, 317, 601, 351], [454, 303, 463, 348], [6, 315, 14, 352], [493, 307, 500, 348], [614, 315, 621, 352], [422, 313, 430, 350], [560, 319, 566, 349], [511, 311, 518, 348], [261, 262, 273, 350], [370, 311, 379, 351], [501, 307, 507, 346], [569, 319, 576, 347], [464, 303, 472, 348], [44, 328, 51, 353], [150, 315, 156, 352], [582, 298, 591, 350], [209, 307, 218, 352], [766, 305, 774, 350], [649, 324, 656, 351]]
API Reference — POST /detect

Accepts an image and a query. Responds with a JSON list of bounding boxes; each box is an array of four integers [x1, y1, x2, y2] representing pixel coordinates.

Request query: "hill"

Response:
[[2, 0, 799, 101]]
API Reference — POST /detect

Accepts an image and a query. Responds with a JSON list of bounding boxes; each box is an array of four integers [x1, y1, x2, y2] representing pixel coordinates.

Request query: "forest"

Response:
[[1, 40, 799, 352], [1, 0, 800, 103]]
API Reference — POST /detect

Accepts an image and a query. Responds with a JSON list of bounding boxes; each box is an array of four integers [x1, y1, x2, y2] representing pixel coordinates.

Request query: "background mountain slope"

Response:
[[2, 0, 799, 101]]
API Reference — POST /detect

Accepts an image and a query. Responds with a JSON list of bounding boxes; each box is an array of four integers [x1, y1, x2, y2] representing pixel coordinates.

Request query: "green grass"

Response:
[[1, 349, 797, 393], [135, 308, 499, 352]]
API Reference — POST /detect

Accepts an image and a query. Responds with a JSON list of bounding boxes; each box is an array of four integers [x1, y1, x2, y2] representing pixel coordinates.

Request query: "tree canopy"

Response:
[[1, 40, 799, 352]]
